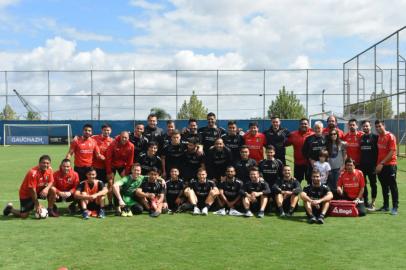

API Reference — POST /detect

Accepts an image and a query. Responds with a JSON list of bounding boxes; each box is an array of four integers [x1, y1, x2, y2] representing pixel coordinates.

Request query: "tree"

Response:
[[0, 104, 19, 120], [267, 86, 305, 119], [150, 107, 171, 120], [346, 90, 393, 119], [26, 111, 41, 120], [177, 91, 208, 119]]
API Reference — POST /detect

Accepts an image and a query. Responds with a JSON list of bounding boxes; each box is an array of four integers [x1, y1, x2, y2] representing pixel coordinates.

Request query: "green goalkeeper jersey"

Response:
[[116, 175, 147, 197]]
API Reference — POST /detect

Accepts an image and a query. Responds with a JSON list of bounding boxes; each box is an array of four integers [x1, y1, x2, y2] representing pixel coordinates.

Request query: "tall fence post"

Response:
[[90, 70, 93, 120], [263, 69, 266, 128], [133, 70, 136, 123], [47, 71, 51, 120], [216, 70, 219, 117], [4, 71, 8, 107], [175, 70, 178, 119], [396, 33, 400, 155], [306, 69, 309, 117]]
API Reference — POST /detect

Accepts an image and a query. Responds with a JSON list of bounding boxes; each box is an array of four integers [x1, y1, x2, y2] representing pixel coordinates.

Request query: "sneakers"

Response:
[[229, 208, 243, 216], [98, 209, 105, 219], [307, 216, 317, 224], [126, 209, 133, 217], [3, 202, 13, 216], [214, 208, 226, 216], [68, 202, 76, 215], [150, 211, 160, 217], [201, 207, 209, 216], [391, 208, 398, 216], [48, 208, 60, 218], [367, 205, 376, 212], [378, 206, 390, 212], [176, 203, 192, 213], [279, 211, 286, 218], [316, 217, 325, 224], [244, 210, 254, 217], [192, 206, 201, 215], [82, 210, 90, 220], [257, 211, 265, 218]]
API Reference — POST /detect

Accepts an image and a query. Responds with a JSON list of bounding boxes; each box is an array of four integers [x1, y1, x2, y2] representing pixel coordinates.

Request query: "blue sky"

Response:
[[0, 0, 405, 119]]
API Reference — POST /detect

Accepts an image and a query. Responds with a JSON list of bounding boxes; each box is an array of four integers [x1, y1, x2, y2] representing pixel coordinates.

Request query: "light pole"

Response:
[[97, 93, 101, 120]]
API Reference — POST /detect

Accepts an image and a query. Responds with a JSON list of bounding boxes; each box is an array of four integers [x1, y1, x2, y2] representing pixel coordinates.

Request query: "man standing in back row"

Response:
[[264, 116, 290, 165], [375, 120, 399, 215], [66, 124, 103, 181]]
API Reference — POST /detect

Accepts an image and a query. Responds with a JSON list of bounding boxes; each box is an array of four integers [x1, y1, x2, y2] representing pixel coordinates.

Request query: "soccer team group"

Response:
[[3, 113, 400, 224]]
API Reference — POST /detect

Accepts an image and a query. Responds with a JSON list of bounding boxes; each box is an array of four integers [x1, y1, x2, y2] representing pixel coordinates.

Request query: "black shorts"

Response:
[[87, 201, 100, 211], [74, 166, 91, 181], [56, 195, 75, 203], [95, 168, 107, 183], [294, 164, 308, 183], [19, 197, 46, 213]]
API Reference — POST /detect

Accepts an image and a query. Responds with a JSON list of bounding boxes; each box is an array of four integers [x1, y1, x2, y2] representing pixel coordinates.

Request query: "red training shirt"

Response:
[[69, 136, 100, 167], [106, 138, 135, 175], [92, 134, 113, 169], [343, 131, 363, 165], [377, 131, 397, 165], [53, 168, 79, 194], [337, 169, 365, 200], [19, 166, 54, 199], [243, 132, 266, 163], [323, 127, 344, 140], [286, 129, 314, 165]]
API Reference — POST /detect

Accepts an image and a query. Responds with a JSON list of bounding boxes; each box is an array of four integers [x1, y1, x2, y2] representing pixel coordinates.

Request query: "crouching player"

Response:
[[241, 167, 271, 218], [3, 155, 56, 218], [51, 159, 80, 215], [74, 167, 108, 219], [337, 158, 366, 216], [184, 168, 219, 216], [272, 165, 302, 217], [112, 163, 146, 217], [135, 167, 166, 217], [215, 166, 244, 216], [165, 168, 187, 213], [301, 170, 333, 224]]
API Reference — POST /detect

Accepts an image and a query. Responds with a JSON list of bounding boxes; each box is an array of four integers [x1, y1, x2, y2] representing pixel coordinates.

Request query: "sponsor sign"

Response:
[[6, 136, 49, 145]]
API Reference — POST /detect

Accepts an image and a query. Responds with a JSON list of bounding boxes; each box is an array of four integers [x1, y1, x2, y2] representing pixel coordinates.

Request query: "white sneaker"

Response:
[[214, 208, 226, 216], [244, 210, 254, 217], [193, 206, 201, 215], [201, 206, 209, 216], [229, 208, 243, 216]]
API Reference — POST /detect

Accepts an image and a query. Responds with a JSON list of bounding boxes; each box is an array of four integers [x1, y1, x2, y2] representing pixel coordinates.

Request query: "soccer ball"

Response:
[[35, 208, 48, 219]]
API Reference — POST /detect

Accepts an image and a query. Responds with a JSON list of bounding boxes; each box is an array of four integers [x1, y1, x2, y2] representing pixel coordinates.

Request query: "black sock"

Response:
[[244, 208, 249, 213], [289, 207, 294, 214], [278, 206, 284, 214], [205, 204, 210, 209]]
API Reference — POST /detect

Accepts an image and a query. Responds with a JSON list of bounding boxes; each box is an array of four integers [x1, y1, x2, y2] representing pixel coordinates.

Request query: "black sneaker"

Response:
[[68, 203, 77, 215], [316, 217, 325, 224], [105, 204, 114, 211], [48, 208, 60, 217], [308, 216, 317, 224], [150, 211, 160, 217], [378, 206, 390, 212], [280, 211, 286, 217], [3, 202, 13, 216]]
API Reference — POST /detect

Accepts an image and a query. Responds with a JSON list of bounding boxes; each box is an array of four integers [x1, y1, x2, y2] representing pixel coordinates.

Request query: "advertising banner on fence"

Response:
[[6, 136, 49, 145]]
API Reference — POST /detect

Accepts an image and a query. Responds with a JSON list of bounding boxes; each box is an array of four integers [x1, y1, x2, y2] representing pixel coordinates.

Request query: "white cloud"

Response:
[[290, 55, 310, 69], [129, 0, 164, 11], [0, 0, 19, 8]]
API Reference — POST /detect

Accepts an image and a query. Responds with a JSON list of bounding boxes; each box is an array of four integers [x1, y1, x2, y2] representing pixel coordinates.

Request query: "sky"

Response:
[[0, 0, 405, 120]]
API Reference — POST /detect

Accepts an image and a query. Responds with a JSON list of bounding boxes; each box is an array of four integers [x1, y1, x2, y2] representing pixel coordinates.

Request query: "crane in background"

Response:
[[13, 89, 44, 120]]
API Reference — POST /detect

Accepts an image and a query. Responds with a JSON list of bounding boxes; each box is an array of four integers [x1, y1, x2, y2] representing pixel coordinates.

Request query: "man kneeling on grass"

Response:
[[272, 165, 302, 217], [112, 163, 146, 217], [184, 168, 219, 216], [337, 158, 367, 217], [74, 167, 108, 219], [51, 159, 80, 215], [135, 167, 166, 217], [301, 170, 333, 224], [3, 155, 56, 218], [241, 166, 271, 218]]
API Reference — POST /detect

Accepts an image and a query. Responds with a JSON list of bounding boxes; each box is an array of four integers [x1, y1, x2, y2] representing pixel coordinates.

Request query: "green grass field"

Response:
[[0, 146, 405, 270]]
